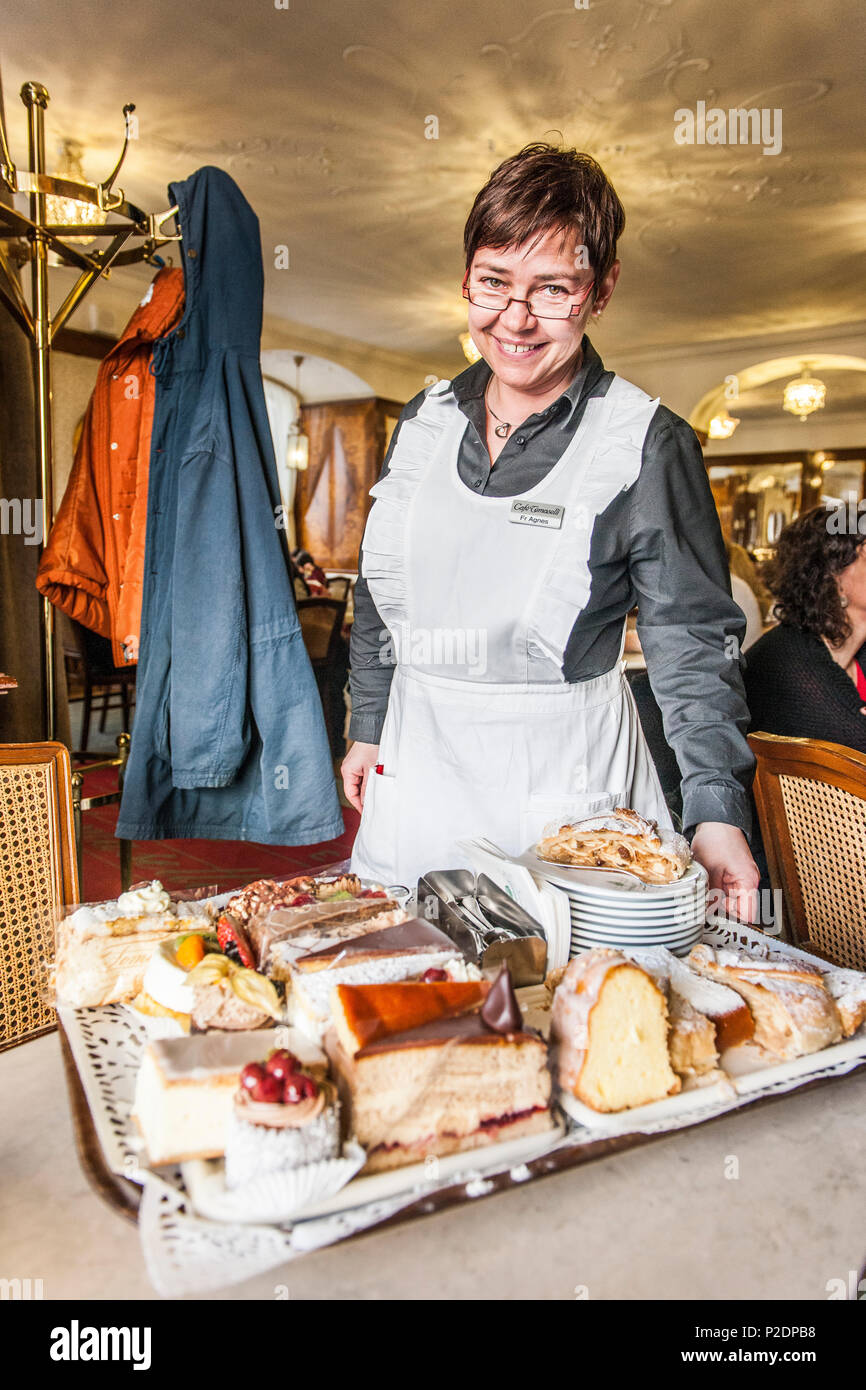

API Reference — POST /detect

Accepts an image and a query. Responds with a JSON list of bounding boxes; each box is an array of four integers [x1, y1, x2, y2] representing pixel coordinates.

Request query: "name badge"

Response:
[[509, 500, 565, 529]]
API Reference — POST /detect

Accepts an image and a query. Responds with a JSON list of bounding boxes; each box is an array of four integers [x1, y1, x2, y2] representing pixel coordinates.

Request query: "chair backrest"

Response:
[[749, 732, 866, 969], [0, 743, 79, 1050], [296, 598, 347, 665], [293, 575, 311, 600], [325, 575, 351, 601]]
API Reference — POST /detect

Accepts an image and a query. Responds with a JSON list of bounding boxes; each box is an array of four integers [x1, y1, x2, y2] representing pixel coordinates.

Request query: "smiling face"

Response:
[[465, 225, 620, 395]]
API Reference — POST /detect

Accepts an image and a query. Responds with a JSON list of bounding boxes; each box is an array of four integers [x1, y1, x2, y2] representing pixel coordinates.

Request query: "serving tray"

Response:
[[58, 919, 866, 1294]]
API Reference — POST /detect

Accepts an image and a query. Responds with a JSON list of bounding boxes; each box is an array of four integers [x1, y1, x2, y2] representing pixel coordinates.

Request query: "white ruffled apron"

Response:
[[350, 373, 672, 889]]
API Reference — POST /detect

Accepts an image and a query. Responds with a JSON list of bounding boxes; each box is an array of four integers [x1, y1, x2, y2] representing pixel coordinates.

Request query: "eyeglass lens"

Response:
[[465, 279, 593, 319]]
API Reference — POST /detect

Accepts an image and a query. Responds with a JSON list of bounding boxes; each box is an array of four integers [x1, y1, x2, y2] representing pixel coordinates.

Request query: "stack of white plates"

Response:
[[524, 857, 708, 958]]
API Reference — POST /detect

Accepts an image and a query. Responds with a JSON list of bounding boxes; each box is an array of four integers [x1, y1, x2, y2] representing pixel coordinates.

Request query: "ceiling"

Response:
[[3, 0, 865, 383]]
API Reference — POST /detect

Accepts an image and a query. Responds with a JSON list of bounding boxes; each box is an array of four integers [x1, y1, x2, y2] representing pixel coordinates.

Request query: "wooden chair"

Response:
[[749, 732, 866, 969], [64, 619, 136, 755], [325, 574, 351, 602], [0, 743, 78, 1050], [296, 597, 348, 753], [71, 732, 133, 896]]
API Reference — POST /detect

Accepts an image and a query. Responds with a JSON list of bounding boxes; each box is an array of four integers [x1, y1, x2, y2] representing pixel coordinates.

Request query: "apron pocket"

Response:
[[520, 789, 626, 850], [352, 769, 399, 885]]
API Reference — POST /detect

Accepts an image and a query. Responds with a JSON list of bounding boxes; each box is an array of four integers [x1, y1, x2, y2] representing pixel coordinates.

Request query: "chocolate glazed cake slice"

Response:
[[283, 917, 481, 1037], [328, 967, 554, 1173]]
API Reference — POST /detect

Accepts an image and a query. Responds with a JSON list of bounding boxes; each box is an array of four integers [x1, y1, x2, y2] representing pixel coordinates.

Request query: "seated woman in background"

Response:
[[292, 549, 328, 595], [744, 506, 866, 754], [726, 540, 774, 622], [725, 542, 771, 652]]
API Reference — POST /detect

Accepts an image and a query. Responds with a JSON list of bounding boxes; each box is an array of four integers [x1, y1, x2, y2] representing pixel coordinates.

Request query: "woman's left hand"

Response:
[[690, 821, 761, 922]]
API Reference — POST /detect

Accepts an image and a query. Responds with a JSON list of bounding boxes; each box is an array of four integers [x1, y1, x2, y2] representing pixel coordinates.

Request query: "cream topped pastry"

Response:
[[54, 882, 215, 1008]]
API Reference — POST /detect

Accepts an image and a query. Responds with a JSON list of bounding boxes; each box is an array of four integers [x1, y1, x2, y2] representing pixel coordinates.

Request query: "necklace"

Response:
[[484, 379, 511, 438]]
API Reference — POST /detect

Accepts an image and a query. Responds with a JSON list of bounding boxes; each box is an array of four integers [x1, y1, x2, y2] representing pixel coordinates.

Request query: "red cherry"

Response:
[[300, 1075, 319, 1101], [283, 1074, 306, 1104], [288, 893, 314, 907], [251, 1074, 284, 1103], [240, 1062, 266, 1092], [359, 889, 387, 898], [420, 968, 448, 983], [265, 1050, 299, 1081]]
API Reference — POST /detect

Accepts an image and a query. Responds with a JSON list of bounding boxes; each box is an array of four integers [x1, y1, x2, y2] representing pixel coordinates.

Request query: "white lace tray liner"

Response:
[[58, 920, 866, 1296]]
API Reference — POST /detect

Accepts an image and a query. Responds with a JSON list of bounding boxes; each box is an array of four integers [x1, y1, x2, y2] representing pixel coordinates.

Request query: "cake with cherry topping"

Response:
[[328, 967, 553, 1173], [225, 1047, 341, 1188], [132, 1027, 326, 1165]]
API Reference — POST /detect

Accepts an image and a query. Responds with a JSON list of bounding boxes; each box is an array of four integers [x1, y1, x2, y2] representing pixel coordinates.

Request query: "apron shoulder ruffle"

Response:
[[525, 379, 660, 675], [361, 381, 458, 636]]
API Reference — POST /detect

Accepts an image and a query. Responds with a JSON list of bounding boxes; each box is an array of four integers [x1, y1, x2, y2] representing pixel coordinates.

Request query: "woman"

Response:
[[727, 540, 774, 623], [292, 549, 328, 595], [343, 144, 759, 916], [744, 507, 866, 751]]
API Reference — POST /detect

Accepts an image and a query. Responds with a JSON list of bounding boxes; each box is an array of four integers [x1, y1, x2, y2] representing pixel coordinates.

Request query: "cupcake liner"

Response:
[[181, 1141, 366, 1224]]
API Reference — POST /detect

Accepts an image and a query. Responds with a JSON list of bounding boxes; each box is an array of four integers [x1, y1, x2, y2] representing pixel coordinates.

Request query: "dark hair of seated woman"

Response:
[[744, 506, 866, 755]]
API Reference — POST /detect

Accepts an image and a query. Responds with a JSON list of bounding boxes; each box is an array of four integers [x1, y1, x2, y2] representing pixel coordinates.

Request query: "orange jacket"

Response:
[[37, 268, 184, 665]]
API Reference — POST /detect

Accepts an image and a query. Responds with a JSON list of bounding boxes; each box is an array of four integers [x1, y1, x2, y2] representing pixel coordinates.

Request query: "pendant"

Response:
[[494, 422, 510, 438]]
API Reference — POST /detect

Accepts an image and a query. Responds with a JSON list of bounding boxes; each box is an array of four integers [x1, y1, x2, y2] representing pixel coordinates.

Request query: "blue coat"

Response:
[[117, 167, 343, 845]]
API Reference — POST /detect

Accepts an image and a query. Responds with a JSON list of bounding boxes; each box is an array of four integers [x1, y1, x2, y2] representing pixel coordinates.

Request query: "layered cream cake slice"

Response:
[[132, 1027, 326, 1165], [328, 968, 553, 1173], [282, 917, 480, 1038], [54, 881, 214, 1008]]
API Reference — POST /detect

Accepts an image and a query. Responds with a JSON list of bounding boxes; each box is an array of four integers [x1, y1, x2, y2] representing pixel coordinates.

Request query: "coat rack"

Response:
[[0, 70, 180, 739]]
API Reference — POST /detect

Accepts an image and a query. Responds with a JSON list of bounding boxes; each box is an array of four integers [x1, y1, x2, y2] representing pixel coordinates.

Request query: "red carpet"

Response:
[[76, 765, 360, 902]]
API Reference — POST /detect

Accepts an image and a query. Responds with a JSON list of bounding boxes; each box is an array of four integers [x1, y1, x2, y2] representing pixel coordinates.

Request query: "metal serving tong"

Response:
[[416, 869, 548, 986]]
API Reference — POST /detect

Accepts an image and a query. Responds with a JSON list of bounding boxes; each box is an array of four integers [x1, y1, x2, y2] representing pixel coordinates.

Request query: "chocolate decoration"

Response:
[[481, 965, 523, 1035]]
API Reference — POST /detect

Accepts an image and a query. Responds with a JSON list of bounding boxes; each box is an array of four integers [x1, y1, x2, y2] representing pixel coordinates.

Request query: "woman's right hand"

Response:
[[341, 741, 380, 812]]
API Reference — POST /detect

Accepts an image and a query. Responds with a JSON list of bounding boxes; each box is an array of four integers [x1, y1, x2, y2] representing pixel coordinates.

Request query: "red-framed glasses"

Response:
[[462, 268, 596, 320]]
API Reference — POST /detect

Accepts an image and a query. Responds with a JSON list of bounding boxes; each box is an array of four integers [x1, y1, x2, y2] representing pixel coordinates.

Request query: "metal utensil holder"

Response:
[[416, 869, 548, 986]]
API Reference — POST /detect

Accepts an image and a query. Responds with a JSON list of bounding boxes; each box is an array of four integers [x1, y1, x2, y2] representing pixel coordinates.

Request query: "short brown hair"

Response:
[[463, 143, 625, 283]]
